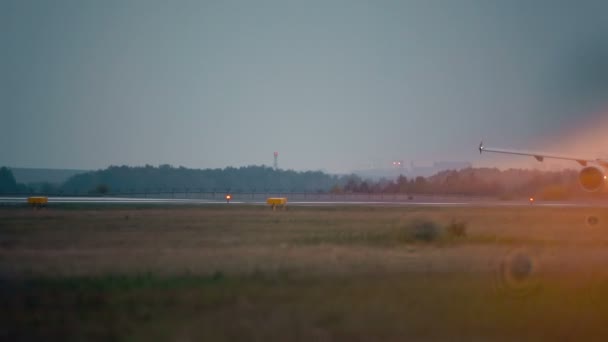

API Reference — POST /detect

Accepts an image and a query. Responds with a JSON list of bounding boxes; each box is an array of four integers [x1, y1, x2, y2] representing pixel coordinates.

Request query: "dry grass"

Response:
[[2, 204, 608, 276], [2, 204, 608, 340]]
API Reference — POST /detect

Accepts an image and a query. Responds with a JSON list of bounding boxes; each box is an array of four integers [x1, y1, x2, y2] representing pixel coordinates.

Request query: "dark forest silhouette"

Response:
[[1, 164, 604, 200]]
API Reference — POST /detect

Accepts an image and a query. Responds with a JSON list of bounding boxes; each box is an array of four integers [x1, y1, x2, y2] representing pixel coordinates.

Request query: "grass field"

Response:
[[2, 204, 608, 341]]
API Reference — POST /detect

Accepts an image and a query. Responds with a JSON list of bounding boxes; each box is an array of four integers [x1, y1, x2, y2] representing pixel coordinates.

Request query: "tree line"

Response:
[[0, 164, 603, 199], [60, 165, 340, 194], [0, 167, 28, 194]]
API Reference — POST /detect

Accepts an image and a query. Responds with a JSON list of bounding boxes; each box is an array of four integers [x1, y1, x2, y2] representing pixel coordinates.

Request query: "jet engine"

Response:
[[579, 166, 606, 192]]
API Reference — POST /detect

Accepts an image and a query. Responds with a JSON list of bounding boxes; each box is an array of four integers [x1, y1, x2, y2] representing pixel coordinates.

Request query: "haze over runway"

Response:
[[0, 195, 599, 208]]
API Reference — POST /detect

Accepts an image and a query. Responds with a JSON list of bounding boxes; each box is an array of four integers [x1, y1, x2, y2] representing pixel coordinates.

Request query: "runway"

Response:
[[0, 196, 602, 207]]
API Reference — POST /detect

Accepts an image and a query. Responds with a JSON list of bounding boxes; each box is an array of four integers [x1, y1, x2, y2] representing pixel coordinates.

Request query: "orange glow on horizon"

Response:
[[477, 108, 608, 171], [539, 108, 608, 167]]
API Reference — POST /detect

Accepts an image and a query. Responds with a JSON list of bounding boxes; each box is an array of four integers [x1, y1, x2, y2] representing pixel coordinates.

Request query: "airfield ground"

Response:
[[2, 204, 608, 341]]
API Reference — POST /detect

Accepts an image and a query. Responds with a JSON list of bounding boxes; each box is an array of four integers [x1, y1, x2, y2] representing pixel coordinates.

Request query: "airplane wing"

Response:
[[478, 141, 599, 167]]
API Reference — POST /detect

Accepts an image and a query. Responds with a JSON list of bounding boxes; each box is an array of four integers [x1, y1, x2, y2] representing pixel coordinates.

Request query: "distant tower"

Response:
[[273, 152, 278, 170]]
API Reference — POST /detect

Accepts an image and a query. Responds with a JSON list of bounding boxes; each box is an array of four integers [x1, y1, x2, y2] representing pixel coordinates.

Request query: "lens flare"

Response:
[[494, 249, 542, 298]]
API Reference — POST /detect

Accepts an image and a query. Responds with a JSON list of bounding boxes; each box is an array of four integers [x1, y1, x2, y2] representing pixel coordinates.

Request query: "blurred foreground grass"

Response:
[[2, 204, 608, 340]]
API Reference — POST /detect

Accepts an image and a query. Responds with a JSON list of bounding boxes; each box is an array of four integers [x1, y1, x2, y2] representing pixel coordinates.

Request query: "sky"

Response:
[[2, 0, 608, 173]]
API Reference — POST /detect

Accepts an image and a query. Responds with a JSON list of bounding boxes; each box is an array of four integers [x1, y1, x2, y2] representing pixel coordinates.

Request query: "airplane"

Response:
[[478, 141, 608, 192]]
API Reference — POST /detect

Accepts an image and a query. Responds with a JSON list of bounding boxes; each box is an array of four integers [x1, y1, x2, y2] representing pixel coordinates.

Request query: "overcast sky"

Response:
[[3, 0, 608, 173]]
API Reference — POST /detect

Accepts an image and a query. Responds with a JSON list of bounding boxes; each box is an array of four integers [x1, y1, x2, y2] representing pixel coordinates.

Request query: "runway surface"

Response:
[[0, 196, 603, 207]]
